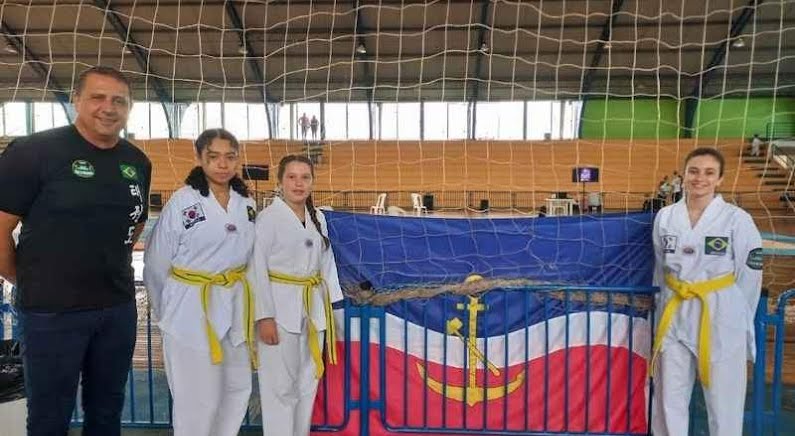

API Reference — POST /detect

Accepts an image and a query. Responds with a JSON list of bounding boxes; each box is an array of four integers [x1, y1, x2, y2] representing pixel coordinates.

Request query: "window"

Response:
[[3, 102, 27, 136], [180, 103, 201, 139], [224, 103, 249, 139], [277, 104, 291, 139], [525, 100, 582, 140], [204, 103, 222, 129], [33, 102, 54, 132], [423, 102, 469, 140], [127, 102, 150, 139], [347, 103, 370, 139], [526, 101, 553, 140], [294, 102, 320, 140], [247, 104, 269, 139], [380, 103, 420, 140], [149, 104, 170, 138], [423, 102, 447, 140], [475, 101, 523, 140], [127, 102, 171, 139], [324, 103, 347, 140]]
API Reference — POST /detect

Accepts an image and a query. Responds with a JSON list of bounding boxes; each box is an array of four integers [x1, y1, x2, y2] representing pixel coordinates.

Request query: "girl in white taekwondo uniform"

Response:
[[650, 147, 763, 436], [143, 128, 258, 436], [250, 154, 343, 436]]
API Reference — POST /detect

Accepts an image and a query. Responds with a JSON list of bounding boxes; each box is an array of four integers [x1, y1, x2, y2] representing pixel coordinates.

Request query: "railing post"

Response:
[[751, 288, 769, 436], [359, 304, 371, 436]]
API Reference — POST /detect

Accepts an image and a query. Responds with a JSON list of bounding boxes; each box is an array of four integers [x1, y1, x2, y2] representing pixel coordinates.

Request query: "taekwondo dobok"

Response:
[[144, 185, 257, 436], [650, 194, 763, 436], [250, 196, 344, 436]]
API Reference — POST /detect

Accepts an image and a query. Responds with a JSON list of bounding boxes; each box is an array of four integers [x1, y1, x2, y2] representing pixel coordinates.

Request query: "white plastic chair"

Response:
[[411, 193, 428, 216], [370, 193, 387, 215]]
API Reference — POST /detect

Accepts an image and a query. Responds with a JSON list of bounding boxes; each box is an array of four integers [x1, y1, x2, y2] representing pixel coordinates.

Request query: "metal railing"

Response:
[[148, 189, 781, 218], [750, 288, 795, 436], [3, 283, 792, 435]]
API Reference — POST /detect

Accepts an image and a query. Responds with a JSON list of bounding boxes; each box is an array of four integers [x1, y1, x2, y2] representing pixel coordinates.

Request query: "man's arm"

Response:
[[0, 211, 21, 284]]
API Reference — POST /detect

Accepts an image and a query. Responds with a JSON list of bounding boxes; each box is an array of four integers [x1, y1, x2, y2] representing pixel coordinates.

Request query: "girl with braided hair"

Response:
[[250, 154, 343, 436]]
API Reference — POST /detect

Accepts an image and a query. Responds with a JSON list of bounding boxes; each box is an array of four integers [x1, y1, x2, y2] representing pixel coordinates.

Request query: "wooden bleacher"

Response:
[[139, 138, 784, 210]]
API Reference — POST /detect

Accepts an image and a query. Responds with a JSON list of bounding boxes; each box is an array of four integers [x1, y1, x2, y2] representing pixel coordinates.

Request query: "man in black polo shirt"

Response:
[[0, 66, 151, 436]]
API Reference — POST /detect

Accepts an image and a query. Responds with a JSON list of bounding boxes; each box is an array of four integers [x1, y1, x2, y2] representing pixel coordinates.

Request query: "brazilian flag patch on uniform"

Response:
[[746, 247, 764, 270], [120, 164, 138, 181], [705, 236, 729, 256], [247, 205, 256, 222]]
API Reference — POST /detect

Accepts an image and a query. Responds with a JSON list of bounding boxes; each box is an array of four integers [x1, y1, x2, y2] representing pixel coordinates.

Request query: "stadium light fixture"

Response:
[[2, 41, 18, 54], [356, 42, 367, 55], [732, 37, 746, 48]]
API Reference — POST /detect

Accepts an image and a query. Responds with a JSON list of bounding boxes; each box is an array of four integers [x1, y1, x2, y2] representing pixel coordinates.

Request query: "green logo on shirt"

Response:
[[746, 247, 764, 270], [71, 160, 95, 178], [120, 164, 138, 181]]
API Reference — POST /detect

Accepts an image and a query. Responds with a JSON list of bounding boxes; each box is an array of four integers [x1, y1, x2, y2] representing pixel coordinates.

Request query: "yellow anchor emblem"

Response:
[[416, 295, 526, 406]]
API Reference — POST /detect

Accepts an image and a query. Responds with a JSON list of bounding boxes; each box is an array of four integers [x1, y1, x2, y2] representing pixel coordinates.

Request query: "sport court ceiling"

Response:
[[0, 0, 792, 103]]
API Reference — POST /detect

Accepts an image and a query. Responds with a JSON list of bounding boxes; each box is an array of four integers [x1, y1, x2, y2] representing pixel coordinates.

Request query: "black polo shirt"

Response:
[[0, 125, 152, 312]]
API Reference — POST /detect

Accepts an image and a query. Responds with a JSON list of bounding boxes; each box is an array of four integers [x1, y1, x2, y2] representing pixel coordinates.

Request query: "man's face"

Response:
[[73, 73, 131, 141]]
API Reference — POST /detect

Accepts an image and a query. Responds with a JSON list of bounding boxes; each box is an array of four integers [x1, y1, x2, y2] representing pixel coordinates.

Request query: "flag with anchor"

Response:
[[312, 211, 656, 435]]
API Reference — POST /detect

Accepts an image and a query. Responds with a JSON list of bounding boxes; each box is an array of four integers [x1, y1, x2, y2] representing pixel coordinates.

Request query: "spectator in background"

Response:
[[671, 171, 683, 203], [310, 115, 320, 141], [657, 176, 671, 204], [298, 113, 310, 141], [751, 134, 762, 157]]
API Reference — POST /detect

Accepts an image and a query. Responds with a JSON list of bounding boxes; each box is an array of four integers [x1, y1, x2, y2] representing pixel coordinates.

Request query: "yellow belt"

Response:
[[170, 265, 258, 369], [650, 272, 735, 388], [267, 270, 338, 379]]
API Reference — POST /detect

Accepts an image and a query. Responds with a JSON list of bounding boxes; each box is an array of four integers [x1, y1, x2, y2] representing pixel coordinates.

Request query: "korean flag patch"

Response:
[[705, 236, 730, 256], [182, 203, 206, 229], [247, 205, 256, 223]]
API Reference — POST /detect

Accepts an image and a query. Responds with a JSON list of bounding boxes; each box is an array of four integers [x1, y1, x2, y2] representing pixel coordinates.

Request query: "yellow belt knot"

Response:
[[170, 265, 259, 369], [267, 270, 338, 379], [649, 272, 735, 388]]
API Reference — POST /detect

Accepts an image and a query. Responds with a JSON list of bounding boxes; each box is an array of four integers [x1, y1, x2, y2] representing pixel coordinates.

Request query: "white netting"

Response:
[[0, 0, 792, 294]]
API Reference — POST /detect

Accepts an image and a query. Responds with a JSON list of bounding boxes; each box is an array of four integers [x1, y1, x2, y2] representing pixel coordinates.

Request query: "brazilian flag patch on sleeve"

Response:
[[746, 247, 764, 270]]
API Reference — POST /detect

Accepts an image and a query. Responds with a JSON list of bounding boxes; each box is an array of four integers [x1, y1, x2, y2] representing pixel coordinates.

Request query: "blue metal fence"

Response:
[[372, 286, 656, 435], [3, 286, 792, 435], [749, 288, 795, 436]]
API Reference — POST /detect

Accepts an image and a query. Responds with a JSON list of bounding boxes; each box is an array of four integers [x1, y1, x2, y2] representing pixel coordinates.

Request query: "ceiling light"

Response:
[[355, 42, 367, 55], [3, 42, 18, 54], [732, 37, 746, 48]]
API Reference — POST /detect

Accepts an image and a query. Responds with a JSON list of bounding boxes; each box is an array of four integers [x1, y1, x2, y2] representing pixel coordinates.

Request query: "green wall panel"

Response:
[[694, 98, 795, 140], [580, 99, 681, 139], [580, 97, 795, 139]]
